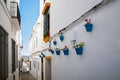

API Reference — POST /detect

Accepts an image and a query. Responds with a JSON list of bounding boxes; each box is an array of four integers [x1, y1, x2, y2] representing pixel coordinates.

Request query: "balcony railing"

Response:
[[10, 1, 21, 25]]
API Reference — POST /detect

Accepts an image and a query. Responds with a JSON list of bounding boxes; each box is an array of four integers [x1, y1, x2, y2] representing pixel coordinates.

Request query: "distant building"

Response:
[[22, 56, 29, 61], [29, 0, 120, 80], [0, 0, 22, 80], [29, 17, 42, 79]]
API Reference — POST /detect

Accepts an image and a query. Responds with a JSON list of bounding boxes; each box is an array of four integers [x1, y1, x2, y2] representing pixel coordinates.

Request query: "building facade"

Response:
[[29, 0, 120, 80], [29, 16, 48, 80], [0, 0, 22, 80]]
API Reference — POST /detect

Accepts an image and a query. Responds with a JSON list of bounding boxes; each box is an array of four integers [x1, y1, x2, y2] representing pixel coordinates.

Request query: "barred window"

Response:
[[43, 8, 50, 42], [0, 26, 8, 80], [15, 45, 18, 68], [11, 40, 18, 72]]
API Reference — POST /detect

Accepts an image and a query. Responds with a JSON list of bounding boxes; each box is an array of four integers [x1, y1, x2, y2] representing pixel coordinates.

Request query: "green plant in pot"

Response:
[[54, 48, 61, 55], [48, 48, 54, 54], [73, 42, 84, 55], [63, 45, 69, 55]]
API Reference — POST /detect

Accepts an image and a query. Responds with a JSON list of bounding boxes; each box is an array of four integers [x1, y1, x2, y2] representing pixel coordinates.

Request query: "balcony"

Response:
[[10, 1, 21, 25]]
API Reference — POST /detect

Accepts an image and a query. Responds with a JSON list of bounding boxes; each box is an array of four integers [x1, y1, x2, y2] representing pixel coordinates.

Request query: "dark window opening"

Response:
[[43, 8, 50, 39], [44, 0, 46, 3], [12, 39, 16, 73], [15, 45, 18, 69], [0, 26, 8, 80], [30, 61, 31, 70], [13, 75, 15, 80], [4, 0, 7, 3]]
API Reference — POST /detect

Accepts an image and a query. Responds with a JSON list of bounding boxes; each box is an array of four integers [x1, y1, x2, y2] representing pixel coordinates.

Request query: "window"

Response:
[[11, 40, 18, 72], [15, 45, 18, 68], [36, 36, 38, 48], [34, 40, 35, 49], [4, 0, 7, 3], [44, 0, 46, 3], [30, 61, 31, 70], [12, 39, 16, 73], [11, 40, 18, 73], [43, 8, 50, 42], [11, 39, 18, 73], [33, 60, 36, 69], [0, 26, 8, 80], [42, 2, 50, 42], [13, 75, 15, 80]]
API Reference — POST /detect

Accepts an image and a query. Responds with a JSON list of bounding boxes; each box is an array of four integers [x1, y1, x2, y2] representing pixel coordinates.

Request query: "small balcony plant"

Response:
[[48, 48, 54, 54], [84, 19, 93, 32], [59, 33, 64, 41], [53, 39, 57, 45], [54, 48, 61, 55], [62, 45, 69, 55], [73, 42, 84, 55]]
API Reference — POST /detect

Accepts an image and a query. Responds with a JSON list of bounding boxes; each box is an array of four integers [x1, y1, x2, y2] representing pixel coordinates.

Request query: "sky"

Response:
[[20, 0, 40, 56]]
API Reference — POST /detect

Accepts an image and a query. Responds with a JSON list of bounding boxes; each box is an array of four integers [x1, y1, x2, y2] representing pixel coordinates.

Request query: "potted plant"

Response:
[[73, 42, 84, 55], [63, 45, 69, 55], [59, 33, 64, 41], [53, 39, 57, 45], [48, 49, 54, 54], [54, 48, 61, 55], [84, 19, 93, 32]]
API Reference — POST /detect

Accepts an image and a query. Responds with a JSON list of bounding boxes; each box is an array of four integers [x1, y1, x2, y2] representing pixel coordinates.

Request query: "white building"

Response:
[[29, 0, 120, 80], [29, 16, 48, 80], [0, 0, 22, 80]]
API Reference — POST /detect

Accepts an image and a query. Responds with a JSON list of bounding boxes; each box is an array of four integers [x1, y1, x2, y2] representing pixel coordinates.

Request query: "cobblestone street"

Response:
[[20, 72, 36, 80]]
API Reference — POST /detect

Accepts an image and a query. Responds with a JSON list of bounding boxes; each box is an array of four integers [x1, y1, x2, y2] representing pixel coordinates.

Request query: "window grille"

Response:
[[0, 27, 8, 80], [12, 39, 16, 73], [43, 8, 50, 42]]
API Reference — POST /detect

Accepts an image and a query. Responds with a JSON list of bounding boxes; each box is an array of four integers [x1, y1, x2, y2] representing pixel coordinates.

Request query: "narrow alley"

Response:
[[20, 72, 36, 80], [1, 0, 120, 80]]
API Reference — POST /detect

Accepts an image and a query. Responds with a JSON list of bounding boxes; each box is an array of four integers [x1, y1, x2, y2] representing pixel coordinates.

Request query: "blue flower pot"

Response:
[[59, 35, 64, 41], [55, 50, 60, 55], [50, 50, 54, 54], [85, 23, 93, 32], [63, 49, 69, 55], [53, 40, 57, 45], [75, 47, 83, 55]]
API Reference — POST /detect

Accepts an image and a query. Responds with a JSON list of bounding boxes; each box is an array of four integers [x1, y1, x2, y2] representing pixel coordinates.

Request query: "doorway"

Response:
[[41, 56, 52, 80], [45, 56, 52, 80]]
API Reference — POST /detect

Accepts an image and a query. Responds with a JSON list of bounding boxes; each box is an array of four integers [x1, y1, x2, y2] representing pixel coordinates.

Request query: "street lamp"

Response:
[[39, 53, 45, 80], [39, 53, 45, 58]]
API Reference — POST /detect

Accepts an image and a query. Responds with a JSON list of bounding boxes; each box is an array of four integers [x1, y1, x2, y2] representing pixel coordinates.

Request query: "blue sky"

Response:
[[20, 0, 40, 56]]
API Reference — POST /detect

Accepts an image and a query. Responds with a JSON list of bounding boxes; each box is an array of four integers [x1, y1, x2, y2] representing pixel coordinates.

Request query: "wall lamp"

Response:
[[39, 53, 45, 58]]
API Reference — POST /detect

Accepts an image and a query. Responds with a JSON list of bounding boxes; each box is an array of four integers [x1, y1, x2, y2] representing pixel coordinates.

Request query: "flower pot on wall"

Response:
[[75, 47, 83, 55], [84, 23, 93, 32], [50, 50, 54, 54], [63, 49, 69, 55], [53, 40, 57, 45], [55, 50, 60, 55], [59, 35, 64, 41]]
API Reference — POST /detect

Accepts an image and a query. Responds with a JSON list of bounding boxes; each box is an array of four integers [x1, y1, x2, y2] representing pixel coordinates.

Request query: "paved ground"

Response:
[[20, 72, 36, 80]]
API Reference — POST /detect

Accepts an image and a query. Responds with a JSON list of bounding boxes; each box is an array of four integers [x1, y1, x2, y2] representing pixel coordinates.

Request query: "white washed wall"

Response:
[[0, 0, 21, 80], [49, 0, 120, 80], [50, 0, 102, 36], [0, 1, 12, 79]]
